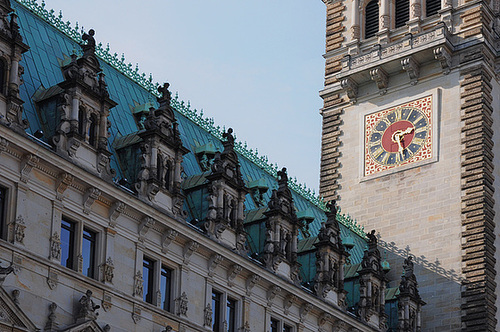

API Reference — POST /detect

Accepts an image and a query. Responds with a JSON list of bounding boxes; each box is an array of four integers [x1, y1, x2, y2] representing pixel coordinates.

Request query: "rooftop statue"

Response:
[[81, 29, 96, 57]]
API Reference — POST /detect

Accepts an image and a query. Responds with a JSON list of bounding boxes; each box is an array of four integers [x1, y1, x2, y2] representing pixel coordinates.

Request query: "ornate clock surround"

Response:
[[362, 92, 440, 179]]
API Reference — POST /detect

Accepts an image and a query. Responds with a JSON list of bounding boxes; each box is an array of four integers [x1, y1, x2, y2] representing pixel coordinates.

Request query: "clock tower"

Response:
[[319, 0, 500, 330]]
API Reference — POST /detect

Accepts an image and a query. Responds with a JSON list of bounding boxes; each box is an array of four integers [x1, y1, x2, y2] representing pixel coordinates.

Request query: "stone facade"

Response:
[[319, 0, 500, 330]]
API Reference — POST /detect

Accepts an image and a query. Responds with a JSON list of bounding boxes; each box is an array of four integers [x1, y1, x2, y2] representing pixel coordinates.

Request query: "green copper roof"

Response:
[[13, 0, 368, 262]]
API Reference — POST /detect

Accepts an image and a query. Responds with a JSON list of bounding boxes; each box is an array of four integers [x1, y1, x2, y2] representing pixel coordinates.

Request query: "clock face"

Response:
[[364, 96, 433, 176]]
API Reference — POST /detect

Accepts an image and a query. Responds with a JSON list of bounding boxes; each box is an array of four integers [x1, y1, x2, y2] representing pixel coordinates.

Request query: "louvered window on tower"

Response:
[[426, 0, 441, 16], [395, 0, 410, 28], [365, 0, 379, 39]]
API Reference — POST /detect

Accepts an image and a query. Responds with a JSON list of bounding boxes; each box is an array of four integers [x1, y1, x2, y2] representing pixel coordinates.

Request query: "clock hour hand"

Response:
[[392, 126, 414, 152]]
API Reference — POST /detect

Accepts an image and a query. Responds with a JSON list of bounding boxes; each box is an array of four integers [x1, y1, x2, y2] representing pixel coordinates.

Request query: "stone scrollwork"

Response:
[[401, 57, 420, 85], [299, 303, 313, 323], [266, 285, 281, 307], [138, 217, 155, 242], [370, 67, 389, 95], [246, 274, 261, 296], [283, 294, 296, 315], [161, 228, 178, 254], [208, 254, 223, 277], [83, 187, 101, 214], [108, 201, 125, 227], [227, 264, 242, 287], [183, 241, 199, 265], [434, 46, 451, 75], [20, 154, 39, 183], [55, 173, 73, 200], [340, 77, 358, 102]]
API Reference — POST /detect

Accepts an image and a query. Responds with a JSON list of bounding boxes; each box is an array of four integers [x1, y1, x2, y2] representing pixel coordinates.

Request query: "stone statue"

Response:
[[223, 128, 235, 146], [78, 290, 100, 320], [81, 29, 96, 57]]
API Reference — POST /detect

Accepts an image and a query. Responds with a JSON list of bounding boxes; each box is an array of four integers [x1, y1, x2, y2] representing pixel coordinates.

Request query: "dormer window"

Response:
[[425, 0, 440, 16], [365, 0, 379, 38], [395, 0, 410, 28]]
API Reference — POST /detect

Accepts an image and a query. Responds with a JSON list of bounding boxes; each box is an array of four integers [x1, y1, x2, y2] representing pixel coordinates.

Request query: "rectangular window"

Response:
[[160, 266, 172, 311], [270, 318, 279, 332], [283, 325, 293, 332], [212, 291, 221, 331], [143, 258, 155, 303], [82, 228, 96, 278], [60, 219, 75, 269], [226, 298, 236, 332]]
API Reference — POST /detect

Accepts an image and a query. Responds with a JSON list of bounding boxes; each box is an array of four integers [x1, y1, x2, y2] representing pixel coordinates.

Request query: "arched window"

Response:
[[78, 109, 86, 137], [395, 0, 410, 28], [88, 113, 97, 147], [365, 0, 379, 39], [0, 60, 6, 95], [157, 155, 163, 182], [426, 0, 441, 16], [164, 160, 171, 190]]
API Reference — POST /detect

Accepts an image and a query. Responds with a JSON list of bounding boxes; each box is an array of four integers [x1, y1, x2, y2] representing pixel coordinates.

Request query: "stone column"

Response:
[[378, 0, 390, 43], [351, 0, 360, 40]]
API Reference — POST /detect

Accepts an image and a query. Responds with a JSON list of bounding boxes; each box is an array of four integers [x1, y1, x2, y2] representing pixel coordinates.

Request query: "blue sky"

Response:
[[44, 0, 327, 192]]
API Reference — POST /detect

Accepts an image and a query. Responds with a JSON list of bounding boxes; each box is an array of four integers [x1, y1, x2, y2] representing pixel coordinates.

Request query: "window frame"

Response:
[[60, 215, 100, 280], [269, 316, 295, 332], [210, 287, 241, 332], [140, 253, 177, 312], [82, 227, 97, 278]]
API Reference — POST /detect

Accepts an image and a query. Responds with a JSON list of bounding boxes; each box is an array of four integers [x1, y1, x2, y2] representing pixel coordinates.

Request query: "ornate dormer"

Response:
[[262, 168, 301, 284], [313, 201, 349, 307], [35, 30, 116, 181], [397, 256, 425, 331], [134, 83, 189, 216], [0, 0, 29, 132], [357, 230, 387, 329], [202, 128, 248, 252]]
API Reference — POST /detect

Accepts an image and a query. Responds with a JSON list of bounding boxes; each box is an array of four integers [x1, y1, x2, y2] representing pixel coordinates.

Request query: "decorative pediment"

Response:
[[0, 286, 38, 331], [61, 319, 107, 332]]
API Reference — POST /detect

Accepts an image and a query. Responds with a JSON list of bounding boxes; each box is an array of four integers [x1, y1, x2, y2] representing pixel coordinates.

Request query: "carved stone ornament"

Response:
[[161, 228, 178, 254], [138, 216, 155, 242], [83, 187, 101, 214], [227, 264, 242, 287], [49, 232, 61, 261], [283, 294, 296, 315], [101, 257, 114, 283], [340, 77, 358, 102], [102, 292, 112, 312], [241, 321, 251, 332], [267, 285, 281, 307], [55, 173, 73, 200], [76, 290, 100, 322], [401, 57, 420, 85], [108, 201, 125, 227], [433, 46, 451, 74], [370, 67, 389, 94], [0, 138, 8, 155], [132, 303, 141, 324], [47, 270, 58, 290], [208, 254, 223, 277], [246, 274, 261, 296], [133, 271, 143, 297], [183, 241, 199, 265], [20, 154, 39, 183], [299, 303, 312, 323], [44, 302, 58, 332], [11, 216, 25, 244], [203, 304, 212, 326], [176, 292, 188, 316]]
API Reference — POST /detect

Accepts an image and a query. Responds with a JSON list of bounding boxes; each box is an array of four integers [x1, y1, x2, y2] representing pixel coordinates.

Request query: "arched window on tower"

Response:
[[157, 154, 163, 183], [365, 0, 379, 39], [395, 0, 410, 28], [164, 160, 171, 191], [426, 0, 441, 16], [0, 60, 6, 95], [88, 113, 97, 147], [78, 108, 86, 137]]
